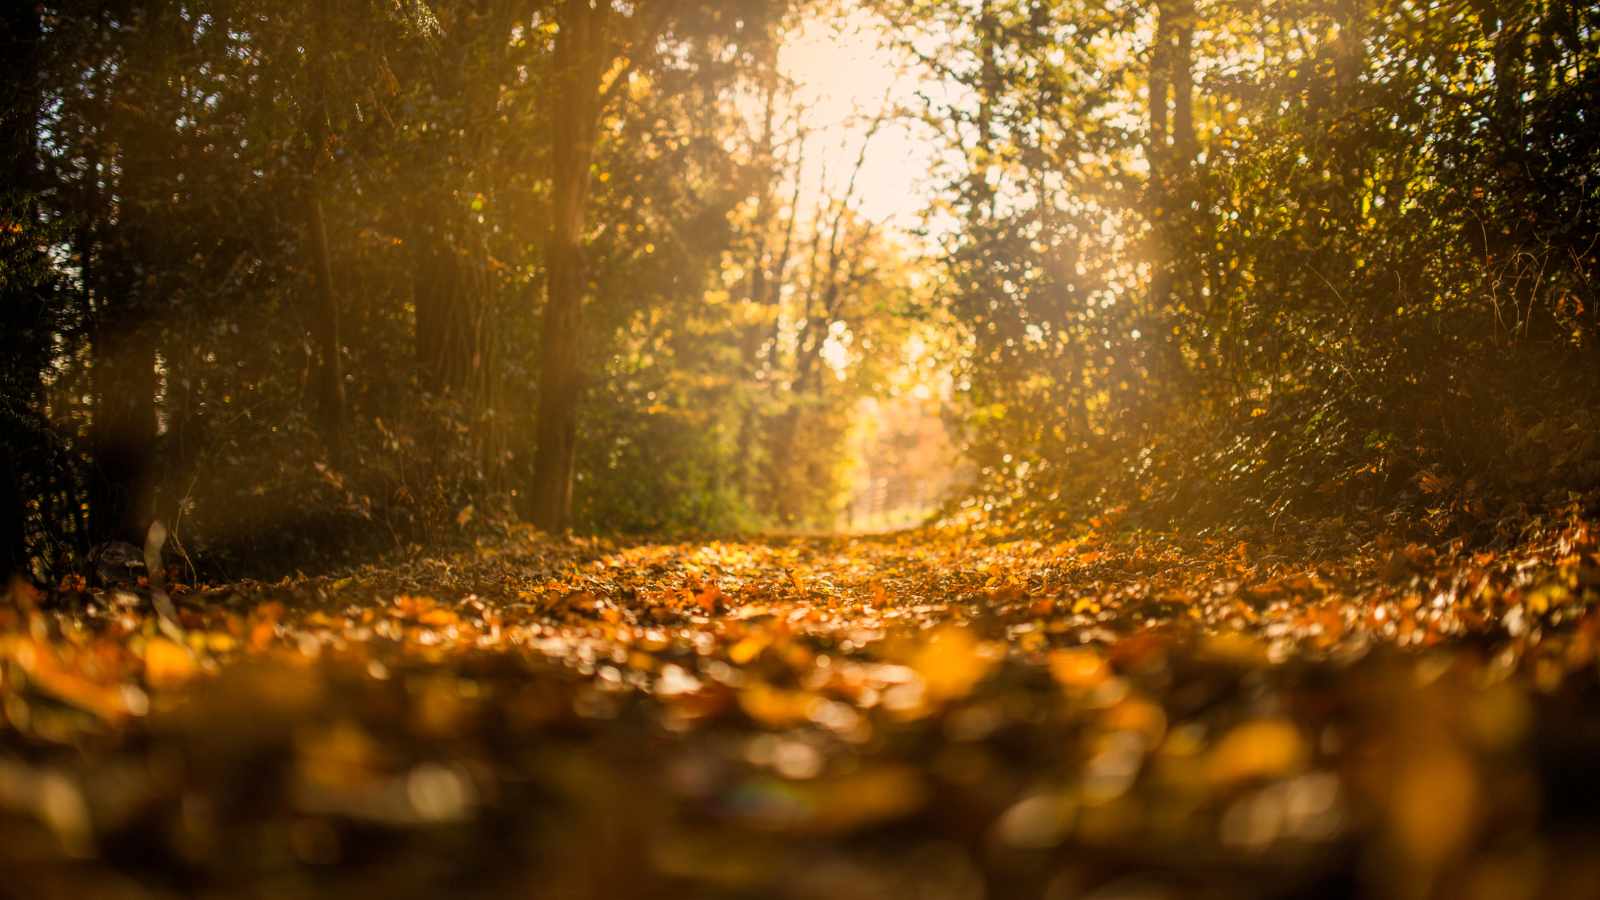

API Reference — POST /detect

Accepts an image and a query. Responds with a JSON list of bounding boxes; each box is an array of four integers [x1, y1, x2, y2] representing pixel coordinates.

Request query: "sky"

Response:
[[767, 10, 964, 405], [776, 11, 941, 234]]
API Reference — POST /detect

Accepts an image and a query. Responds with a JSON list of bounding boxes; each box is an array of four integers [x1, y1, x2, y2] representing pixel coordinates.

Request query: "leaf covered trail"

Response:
[[5, 511, 1600, 899]]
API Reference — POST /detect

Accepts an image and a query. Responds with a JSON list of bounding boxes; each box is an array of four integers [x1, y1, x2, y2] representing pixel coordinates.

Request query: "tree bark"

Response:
[[412, 225, 481, 394], [1, 1, 44, 575], [526, 0, 614, 531], [0, 470, 22, 581], [737, 43, 785, 500], [306, 193, 346, 463], [976, 0, 1000, 220], [305, 2, 345, 464], [1146, 0, 1200, 390], [89, 2, 168, 546], [1490, 2, 1525, 152], [1147, 0, 1174, 317], [89, 327, 158, 544], [1171, 0, 1196, 161], [1148, 2, 1170, 179]]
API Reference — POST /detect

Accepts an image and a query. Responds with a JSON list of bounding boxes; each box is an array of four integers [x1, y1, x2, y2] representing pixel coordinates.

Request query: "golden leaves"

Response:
[[4, 512, 1600, 890], [1205, 719, 1310, 786], [1388, 746, 1479, 868], [738, 683, 816, 730], [1, 634, 145, 723], [142, 638, 197, 689], [907, 626, 996, 703], [1048, 647, 1108, 690], [728, 766, 928, 836]]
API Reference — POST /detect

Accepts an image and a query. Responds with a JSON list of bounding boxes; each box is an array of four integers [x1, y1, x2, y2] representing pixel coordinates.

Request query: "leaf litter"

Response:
[[3, 502, 1600, 898]]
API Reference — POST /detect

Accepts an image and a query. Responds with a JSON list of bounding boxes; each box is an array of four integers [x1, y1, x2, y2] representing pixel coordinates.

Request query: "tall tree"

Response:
[[1, 1, 47, 575], [302, 0, 346, 465], [88, 1, 176, 545], [527, 0, 777, 530], [1145, 0, 1200, 386], [526, 0, 619, 531]]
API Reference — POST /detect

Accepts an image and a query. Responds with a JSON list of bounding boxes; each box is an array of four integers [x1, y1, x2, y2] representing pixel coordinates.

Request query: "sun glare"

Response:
[[778, 11, 933, 231]]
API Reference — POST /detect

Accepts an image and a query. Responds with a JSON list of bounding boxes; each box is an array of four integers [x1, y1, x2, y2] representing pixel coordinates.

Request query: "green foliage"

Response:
[[884, 0, 1600, 530]]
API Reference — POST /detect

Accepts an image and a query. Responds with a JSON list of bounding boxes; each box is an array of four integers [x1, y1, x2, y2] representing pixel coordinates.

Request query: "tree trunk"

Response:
[[1169, 0, 1214, 341], [306, 193, 346, 463], [89, 2, 168, 546], [1331, 0, 1367, 224], [526, 0, 613, 531], [1, 1, 44, 575], [1148, 2, 1170, 179], [305, 3, 345, 464], [976, 0, 1000, 220], [1146, 0, 1175, 341], [737, 44, 785, 501], [91, 179, 160, 547], [1145, 0, 1205, 393], [1171, 0, 1196, 160], [90, 312, 159, 545], [0, 471, 22, 581], [412, 229, 482, 394], [1490, 2, 1526, 152]]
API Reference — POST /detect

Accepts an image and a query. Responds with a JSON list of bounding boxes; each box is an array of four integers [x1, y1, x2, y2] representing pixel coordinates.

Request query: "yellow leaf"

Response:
[[1390, 747, 1478, 866], [1206, 718, 1308, 785], [869, 580, 888, 606], [1048, 647, 1108, 689], [910, 626, 994, 702], [728, 633, 770, 666], [145, 638, 197, 689], [738, 683, 814, 728], [804, 766, 927, 834]]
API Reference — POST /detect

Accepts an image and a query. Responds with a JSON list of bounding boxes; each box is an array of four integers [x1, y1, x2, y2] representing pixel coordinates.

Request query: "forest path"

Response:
[[4, 517, 1600, 898]]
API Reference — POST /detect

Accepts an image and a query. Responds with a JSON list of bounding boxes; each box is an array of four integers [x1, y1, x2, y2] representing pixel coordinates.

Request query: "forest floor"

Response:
[[4, 503, 1600, 900]]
